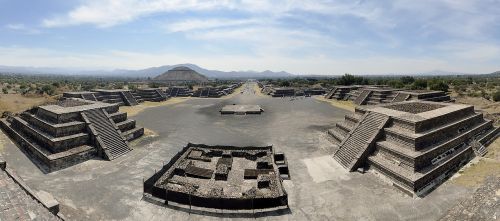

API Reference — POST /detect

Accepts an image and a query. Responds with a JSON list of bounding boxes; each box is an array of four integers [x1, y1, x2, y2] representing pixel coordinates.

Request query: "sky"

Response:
[[0, 0, 499, 75]]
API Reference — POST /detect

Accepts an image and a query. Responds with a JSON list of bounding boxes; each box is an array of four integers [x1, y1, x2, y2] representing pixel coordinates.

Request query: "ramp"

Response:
[[83, 109, 131, 160], [333, 112, 389, 171]]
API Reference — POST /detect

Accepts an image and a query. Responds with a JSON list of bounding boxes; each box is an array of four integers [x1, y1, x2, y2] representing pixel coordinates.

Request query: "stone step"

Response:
[[84, 109, 130, 160], [334, 112, 389, 171]]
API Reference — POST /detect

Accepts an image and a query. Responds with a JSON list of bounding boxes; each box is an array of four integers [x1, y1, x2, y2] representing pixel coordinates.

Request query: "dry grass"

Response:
[[452, 93, 500, 125], [119, 97, 190, 117], [0, 94, 56, 114], [451, 137, 500, 188], [315, 96, 356, 112], [221, 85, 244, 99], [252, 83, 266, 97]]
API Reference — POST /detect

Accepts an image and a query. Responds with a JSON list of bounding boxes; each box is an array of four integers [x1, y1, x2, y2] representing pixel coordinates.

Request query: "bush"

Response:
[[429, 81, 449, 92], [40, 85, 55, 95], [411, 79, 428, 90], [2, 88, 8, 94], [492, 90, 500, 102]]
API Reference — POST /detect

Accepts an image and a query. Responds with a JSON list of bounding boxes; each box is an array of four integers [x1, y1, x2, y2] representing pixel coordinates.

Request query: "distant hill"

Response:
[[154, 66, 209, 82], [0, 64, 294, 79]]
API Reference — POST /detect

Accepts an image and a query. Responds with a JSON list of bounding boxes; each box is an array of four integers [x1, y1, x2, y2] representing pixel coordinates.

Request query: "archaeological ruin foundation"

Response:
[[327, 100, 498, 196], [143, 143, 290, 212], [132, 88, 168, 102], [0, 98, 144, 172], [327, 86, 452, 105], [220, 105, 264, 115]]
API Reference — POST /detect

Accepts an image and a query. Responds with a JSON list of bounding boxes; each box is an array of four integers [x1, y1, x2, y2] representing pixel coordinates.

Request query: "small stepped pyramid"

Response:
[[354, 90, 372, 105], [333, 112, 389, 171], [83, 109, 131, 160], [120, 91, 138, 106]]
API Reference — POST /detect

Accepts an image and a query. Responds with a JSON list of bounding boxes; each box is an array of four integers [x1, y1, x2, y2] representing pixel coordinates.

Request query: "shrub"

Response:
[[429, 81, 449, 92], [492, 90, 500, 102], [2, 88, 8, 94], [411, 79, 428, 90]]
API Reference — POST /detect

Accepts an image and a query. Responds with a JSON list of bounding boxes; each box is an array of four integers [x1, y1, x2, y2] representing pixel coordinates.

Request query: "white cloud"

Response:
[[5, 23, 41, 34], [165, 18, 262, 32]]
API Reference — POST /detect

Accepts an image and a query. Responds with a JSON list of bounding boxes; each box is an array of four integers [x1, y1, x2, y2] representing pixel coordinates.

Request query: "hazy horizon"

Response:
[[1, 1, 500, 75]]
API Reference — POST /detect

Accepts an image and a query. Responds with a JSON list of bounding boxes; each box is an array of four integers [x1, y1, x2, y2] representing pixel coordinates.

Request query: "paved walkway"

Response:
[[0, 169, 60, 221]]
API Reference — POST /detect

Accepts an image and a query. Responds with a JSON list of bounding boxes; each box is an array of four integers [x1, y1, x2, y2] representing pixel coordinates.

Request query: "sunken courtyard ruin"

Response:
[[143, 143, 290, 212]]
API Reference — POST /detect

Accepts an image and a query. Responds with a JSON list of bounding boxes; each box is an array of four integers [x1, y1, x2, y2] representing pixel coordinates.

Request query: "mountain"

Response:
[[0, 64, 294, 79]]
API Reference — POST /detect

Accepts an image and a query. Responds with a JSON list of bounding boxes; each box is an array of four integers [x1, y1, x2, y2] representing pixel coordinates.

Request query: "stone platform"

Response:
[[0, 98, 144, 172], [143, 143, 290, 212], [327, 100, 498, 196], [220, 105, 264, 115]]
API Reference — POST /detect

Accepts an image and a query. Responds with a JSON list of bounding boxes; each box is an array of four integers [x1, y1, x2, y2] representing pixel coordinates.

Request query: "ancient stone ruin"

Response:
[[0, 98, 144, 172], [143, 143, 290, 212], [192, 84, 241, 98], [324, 86, 362, 100], [165, 86, 193, 97], [132, 88, 168, 102], [270, 88, 295, 97], [327, 100, 498, 196], [64, 89, 140, 106], [220, 105, 264, 115], [342, 87, 452, 105]]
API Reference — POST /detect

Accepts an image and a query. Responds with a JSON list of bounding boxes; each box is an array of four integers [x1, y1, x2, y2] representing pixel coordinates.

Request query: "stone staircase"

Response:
[[120, 91, 138, 106], [325, 87, 337, 99], [155, 89, 168, 99], [81, 93, 97, 101], [83, 109, 131, 160], [333, 112, 389, 171], [392, 92, 410, 103], [354, 90, 372, 105], [169, 87, 179, 97], [200, 88, 210, 97]]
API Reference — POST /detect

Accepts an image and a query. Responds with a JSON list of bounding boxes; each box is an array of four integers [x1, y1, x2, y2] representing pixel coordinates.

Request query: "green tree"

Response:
[[492, 90, 500, 102], [40, 85, 55, 95], [411, 79, 428, 90], [279, 81, 291, 87], [400, 76, 415, 85], [429, 81, 449, 92]]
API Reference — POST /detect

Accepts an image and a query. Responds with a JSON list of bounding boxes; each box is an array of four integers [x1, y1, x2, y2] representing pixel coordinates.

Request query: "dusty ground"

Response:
[[314, 96, 356, 112], [120, 98, 190, 117], [0, 82, 495, 221], [0, 93, 55, 114], [452, 94, 500, 125]]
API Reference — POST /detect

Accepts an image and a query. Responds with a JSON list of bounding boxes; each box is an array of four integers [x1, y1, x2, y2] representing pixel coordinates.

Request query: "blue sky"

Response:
[[1, 0, 499, 75]]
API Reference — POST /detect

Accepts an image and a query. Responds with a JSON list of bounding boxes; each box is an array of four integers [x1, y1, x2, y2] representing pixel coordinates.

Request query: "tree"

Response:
[[40, 85, 55, 95], [279, 81, 291, 87], [411, 79, 428, 90], [338, 74, 356, 85], [429, 81, 449, 92], [492, 90, 500, 102], [400, 76, 415, 85]]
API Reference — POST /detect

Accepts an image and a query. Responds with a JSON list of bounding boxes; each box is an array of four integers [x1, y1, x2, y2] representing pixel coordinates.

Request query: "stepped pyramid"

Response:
[[327, 100, 499, 196], [0, 98, 144, 172]]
